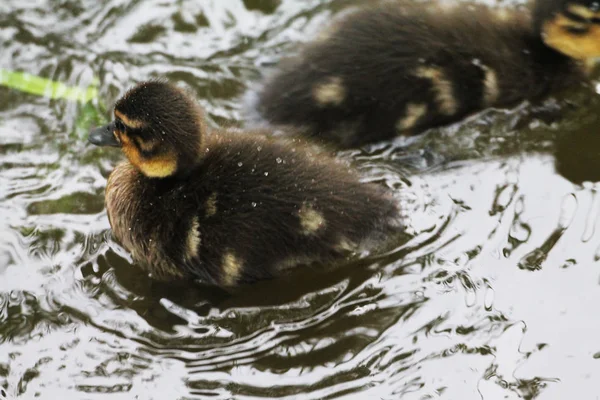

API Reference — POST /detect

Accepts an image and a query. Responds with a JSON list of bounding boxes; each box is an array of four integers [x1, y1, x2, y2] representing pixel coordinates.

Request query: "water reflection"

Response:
[[554, 110, 600, 185], [1, 0, 600, 399]]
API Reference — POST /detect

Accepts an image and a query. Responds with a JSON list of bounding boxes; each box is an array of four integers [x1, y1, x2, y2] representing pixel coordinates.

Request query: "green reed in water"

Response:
[[0, 68, 98, 103], [0, 68, 107, 138]]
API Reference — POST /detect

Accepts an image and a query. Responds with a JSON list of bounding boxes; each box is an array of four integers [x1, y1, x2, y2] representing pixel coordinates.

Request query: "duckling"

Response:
[[249, 0, 600, 147], [88, 80, 402, 286]]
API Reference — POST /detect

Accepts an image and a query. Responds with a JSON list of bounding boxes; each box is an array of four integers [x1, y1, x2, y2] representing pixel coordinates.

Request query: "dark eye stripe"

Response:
[[565, 25, 590, 34], [115, 119, 126, 132], [132, 135, 160, 156], [138, 146, 161, 157], [592, 17, 600, 24]]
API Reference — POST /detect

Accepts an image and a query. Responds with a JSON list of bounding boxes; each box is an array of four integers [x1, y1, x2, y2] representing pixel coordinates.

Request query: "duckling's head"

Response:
[[89, 80, 205, 178], [535, 0, 600, 60]]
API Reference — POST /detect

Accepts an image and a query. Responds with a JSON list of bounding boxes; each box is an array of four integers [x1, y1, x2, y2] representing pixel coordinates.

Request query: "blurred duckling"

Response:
[[249, 0, 600, 147], [88, 80, 402, 286]]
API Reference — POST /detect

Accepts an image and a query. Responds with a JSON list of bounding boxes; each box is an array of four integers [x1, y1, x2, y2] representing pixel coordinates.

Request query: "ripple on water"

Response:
[[2, 0, 600, 399]]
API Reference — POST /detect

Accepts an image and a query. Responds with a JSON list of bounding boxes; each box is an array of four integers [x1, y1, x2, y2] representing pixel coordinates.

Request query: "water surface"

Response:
[[1, 0, 600, 399]]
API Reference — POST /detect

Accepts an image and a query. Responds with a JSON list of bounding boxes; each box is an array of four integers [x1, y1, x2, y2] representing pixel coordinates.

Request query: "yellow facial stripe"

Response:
[[554, 13, 589, 29], [543, 16, 600, 60], [134, 135, 157, 152], [122, 142, 177, 178], [114, 110, 145, 129], [117, 130, 130, 145], [566, 4, 598, 20]]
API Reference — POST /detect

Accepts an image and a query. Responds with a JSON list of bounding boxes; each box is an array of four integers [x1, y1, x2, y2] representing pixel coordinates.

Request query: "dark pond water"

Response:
[[1, 0, 600, 399]]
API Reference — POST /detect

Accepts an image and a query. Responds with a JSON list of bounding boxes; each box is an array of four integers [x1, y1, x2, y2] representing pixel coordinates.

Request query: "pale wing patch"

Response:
[[222, 251, 243, 286], [299, 204, 326, 235], [480, 66, 500, 105], [415, 67, 458, 115], [396, 103, 428, 132], [335, 236, 357, 252], [186, 216, 201, 260], [277, 256, 316, 271], [313, 77, 346, 107], [493, 8, 511, 22], [205, 192, 218, 217]]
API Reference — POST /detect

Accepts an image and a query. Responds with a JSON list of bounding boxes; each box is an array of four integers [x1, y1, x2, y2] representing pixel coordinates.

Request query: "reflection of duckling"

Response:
[[554, 116, 600, 184], [89, 81, 402, 286], [250, 0, 600, 147]]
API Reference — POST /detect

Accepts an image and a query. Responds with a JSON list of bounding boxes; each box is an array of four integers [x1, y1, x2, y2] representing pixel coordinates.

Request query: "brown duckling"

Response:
[[88, 80, 402, 287], [248, 0, 600, 147]]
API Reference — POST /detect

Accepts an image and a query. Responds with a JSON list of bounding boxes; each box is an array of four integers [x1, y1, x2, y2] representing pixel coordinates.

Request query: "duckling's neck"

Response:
[[123, 163, 188, 200], [126, 147, 203, 180], [536, 36, 593, 79], [531, 38, 588, 92], [529, 34, 572, 63], [135, 163, 196, 183]]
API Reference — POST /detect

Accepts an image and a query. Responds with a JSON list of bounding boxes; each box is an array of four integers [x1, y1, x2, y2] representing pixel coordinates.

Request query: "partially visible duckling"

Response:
[[249, 0, 600, 147], [89, 80, 402, 286]]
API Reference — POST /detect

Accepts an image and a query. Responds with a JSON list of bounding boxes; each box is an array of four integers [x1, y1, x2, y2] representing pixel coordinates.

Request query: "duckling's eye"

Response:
[[592, 17, 600, 24], [115, 120, 126, 133], [565, 24, 590, 34]]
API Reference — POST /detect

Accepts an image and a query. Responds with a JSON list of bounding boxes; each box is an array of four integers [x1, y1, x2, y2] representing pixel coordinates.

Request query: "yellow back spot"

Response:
[[313, 77, 346, 107], [494, 8, 511, 22], [543, 15, 600, 60], [415, 67, 458, 116], [186, 216, 201, 260], [396, 103, 428, 132], [222, 251, 243, 286], [205, 192, 217, 217], [115, 110, 145, 129], [481, 66, 500, 106], [276, 256, 316, 271], [583, 58, 597, 75], [299, 204, 326, 235], [335, 236, 357, 252]]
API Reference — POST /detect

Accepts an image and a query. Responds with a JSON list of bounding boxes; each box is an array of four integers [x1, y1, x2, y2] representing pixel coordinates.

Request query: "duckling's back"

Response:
[[250, 2, 584, 146], [106, 131, 402, 286]]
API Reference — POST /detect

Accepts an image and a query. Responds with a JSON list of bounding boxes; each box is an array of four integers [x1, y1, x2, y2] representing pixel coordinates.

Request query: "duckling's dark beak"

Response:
[[89, 122, 120, 147]]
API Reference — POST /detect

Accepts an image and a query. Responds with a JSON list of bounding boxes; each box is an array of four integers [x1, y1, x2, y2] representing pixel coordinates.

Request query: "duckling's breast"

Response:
[[105, 162, 185, 280]]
